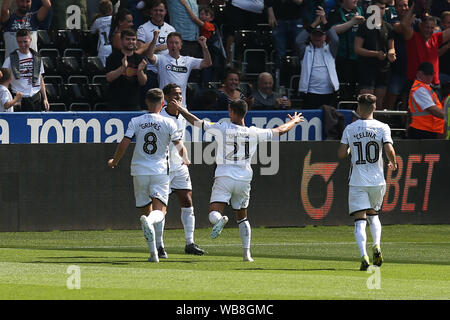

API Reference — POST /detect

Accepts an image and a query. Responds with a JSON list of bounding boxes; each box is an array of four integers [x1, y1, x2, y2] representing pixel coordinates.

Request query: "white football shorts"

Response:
[[210, 176, 251, 210], [348, 185, 386, 215], [133, 174, 170, 208], [169, 165, 192, 192]]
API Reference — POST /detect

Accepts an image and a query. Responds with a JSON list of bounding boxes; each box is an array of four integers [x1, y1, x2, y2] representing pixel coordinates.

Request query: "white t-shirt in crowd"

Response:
[[203, 120, 273, 182], [137, 21, 176, 73], [340, 119, 393, 187], [153, 53, 202, 107], [232, 0, 264, 13], [2, 51, 44, 97], [307, 47, 334, 94], [160, 107, 187, 172], [0, 84, 14, 112], [90, 15, 112, 66], [124, 112, 182, 176]]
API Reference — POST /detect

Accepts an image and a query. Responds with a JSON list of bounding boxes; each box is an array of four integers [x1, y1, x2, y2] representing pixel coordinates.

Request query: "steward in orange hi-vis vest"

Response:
[[408, 79, 445, 134]]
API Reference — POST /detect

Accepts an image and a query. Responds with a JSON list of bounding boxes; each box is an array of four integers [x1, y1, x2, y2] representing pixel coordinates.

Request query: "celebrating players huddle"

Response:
[[108, 86, 397, 270]]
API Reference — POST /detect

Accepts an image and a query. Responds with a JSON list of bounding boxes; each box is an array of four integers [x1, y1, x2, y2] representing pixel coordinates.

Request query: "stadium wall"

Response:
[[0, 140, 449, 232]]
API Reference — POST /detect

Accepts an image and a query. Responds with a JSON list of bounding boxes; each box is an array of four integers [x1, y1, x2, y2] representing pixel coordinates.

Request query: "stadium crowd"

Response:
[[0, 0, 448, 138]]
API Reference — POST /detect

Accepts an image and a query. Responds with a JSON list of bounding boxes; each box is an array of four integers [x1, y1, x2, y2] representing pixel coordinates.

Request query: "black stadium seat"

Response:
[[63, 48, 85, 66], [68, 75, 89, 84], [45, 83, 64, 103], [63, 83, 89, 105], [50, 102, 67, 111], [83, 56, 105, 79], [41, 56, 58, 76], [44, 75, 64, 85], [70, 102, 91, 111], [58, 56, 83, 79]]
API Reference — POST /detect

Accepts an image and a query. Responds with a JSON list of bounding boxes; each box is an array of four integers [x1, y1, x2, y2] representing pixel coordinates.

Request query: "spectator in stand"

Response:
[[105, 28, 148, 110], [2, 28, 49, 111], [136, 0, 175, 105], [297, 7, 340, 108], [166, 0, 202, 58], [265, 0, 305, 73], [407, 62, 445, 139], [399, 4, 450, 88], [91, 0, 113, 67], [384, 0, 412, 110], [216, 68, 254, 110], [0, 68, 22, 112], [223, 0, 265, 67], [1, 0, 52, 59], [146, 29, 212, 108], [439, 11, 450, 87], [252, 72, 291, 110], [30, 0, 53, 30], [328, 0, 365, 95], [109, 8, 134, 51], [178, 2, 226, 84], [354, 0, 396, 109]]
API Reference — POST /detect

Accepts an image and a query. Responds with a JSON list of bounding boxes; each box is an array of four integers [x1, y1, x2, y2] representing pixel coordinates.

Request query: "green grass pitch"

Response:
[[0, 225, 449, 300]]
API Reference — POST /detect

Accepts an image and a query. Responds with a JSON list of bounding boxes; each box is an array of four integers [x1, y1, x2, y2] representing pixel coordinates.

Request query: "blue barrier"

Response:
[[0, 110, 354, 144]]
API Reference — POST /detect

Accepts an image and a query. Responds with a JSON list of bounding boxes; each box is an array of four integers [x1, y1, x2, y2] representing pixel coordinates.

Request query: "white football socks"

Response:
[[154, 218, 165, 249], [367, 215, 382, 248], [354, 219, 368, 257], [147, 210, 165, 225], [181, 207, 195, 245], [209, 211, 222, 225], [238, 218, 251, 250]]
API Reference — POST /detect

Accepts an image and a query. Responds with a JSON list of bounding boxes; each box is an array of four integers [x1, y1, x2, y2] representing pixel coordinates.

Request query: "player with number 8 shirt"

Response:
[[337, 93, 398, 271], [107, 88, 190, 263]]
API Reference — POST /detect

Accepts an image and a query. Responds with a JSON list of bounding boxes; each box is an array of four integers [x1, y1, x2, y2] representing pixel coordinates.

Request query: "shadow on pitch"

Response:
[[28, 256, 199, 265], [234, 267, 358, 272]]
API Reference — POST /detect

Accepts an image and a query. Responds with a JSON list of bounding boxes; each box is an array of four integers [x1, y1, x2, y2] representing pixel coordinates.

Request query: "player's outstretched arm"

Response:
[[337, 143, 350, 159], [107, 137, 131, 168], [272, 112, 304, 136], [176, 104, 204, 128], [384, 143, 398, 171], [173, 140, 191, 166]]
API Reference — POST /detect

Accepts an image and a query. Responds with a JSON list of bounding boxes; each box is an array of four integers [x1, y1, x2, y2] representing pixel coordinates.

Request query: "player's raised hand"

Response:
[[288, 112, 305, 124]]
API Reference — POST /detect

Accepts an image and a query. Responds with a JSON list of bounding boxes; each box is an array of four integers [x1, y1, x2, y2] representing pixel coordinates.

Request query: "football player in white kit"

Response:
[[176, 99, 305, 262], [107, 88, 190, 263], [151, 83, 205, 257], [337, 94, 398, 270]]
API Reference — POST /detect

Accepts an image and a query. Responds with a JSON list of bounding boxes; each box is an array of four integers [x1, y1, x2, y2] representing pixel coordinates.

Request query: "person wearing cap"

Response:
[[408, 62, 445, 139], [296, 6, 339, 108], [354, 0, 396, 109]]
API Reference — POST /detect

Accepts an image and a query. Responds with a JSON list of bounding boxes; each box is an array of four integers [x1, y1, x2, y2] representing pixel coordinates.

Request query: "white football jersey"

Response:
[[341, 119, 393, 186], [90, 16, 112, 64], [137, 21, 176, 73], [124, 112, 181, 176], [203, 121, 273, 182], [154, 53, 202, 107], [160, 106, 187, 172]]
